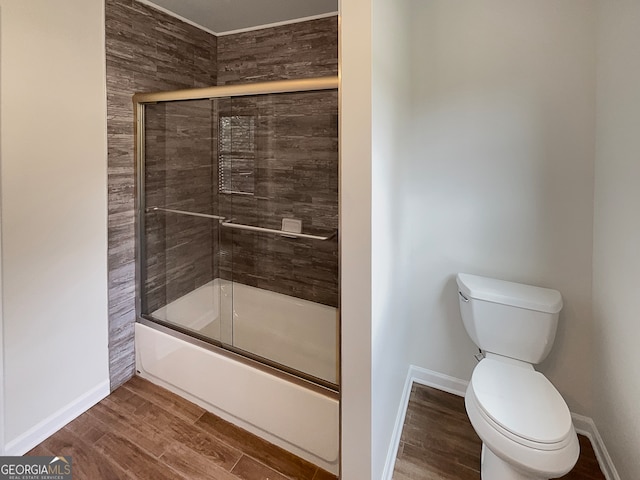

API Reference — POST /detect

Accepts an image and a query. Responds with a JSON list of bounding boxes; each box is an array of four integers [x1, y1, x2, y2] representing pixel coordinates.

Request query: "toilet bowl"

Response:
[[456, 273, 580, 479], [465, 357, 579, 479]]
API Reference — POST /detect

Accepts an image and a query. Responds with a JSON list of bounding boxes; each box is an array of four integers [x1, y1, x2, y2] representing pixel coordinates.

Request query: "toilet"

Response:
[[456, 273, 579, 480]]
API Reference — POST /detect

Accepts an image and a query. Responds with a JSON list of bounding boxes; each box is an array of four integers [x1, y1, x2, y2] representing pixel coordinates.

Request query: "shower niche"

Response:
[[136, 78, 339, 390]]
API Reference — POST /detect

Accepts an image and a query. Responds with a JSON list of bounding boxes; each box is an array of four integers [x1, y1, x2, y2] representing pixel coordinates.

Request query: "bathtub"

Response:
[[136, 279, 339, 473], [151, 279, 338, 383]]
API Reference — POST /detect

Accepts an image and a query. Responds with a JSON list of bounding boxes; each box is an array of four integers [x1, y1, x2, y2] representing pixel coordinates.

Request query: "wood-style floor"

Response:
[[27, 377, 606, 480], [27, 376, 336, 480], [392, 384, 606, 480]]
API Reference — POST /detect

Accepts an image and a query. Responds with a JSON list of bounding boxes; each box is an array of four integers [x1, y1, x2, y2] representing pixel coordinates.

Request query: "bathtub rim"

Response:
[[137, 316, 339, 398]]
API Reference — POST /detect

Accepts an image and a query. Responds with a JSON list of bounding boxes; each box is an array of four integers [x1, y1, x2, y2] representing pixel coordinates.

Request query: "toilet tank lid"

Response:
[[456, 273, 563, 314]]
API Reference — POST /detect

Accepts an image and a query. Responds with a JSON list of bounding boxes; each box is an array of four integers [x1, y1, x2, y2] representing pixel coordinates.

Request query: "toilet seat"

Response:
[[465, 358, 580, 477], [469, 358, 573, 450]]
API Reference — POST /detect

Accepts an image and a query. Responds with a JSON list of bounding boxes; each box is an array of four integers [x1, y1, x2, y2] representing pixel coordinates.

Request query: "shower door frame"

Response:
[[133, 76, 340, 396]]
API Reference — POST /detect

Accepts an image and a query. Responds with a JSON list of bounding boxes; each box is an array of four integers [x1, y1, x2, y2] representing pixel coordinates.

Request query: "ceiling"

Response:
[[140, 0, 339, 35]]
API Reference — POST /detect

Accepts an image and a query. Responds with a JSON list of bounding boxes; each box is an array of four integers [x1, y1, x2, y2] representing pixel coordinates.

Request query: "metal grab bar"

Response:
[[146, 206, 226, 221], [147, 206, 337, 241], [221, 221, 337, 241]]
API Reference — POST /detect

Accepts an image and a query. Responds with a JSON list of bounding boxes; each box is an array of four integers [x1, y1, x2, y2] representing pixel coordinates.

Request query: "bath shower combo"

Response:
[[133, 76, 340, 473]]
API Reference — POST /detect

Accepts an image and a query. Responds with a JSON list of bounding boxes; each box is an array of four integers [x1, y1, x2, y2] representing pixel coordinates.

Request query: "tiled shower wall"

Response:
[[216, 18, 339, 307], [106, 0, 338, 389], [217, 91, 339, 307], [143, 100, 217, 314], [106, 0, 217, 389], [217, 17, 338, 86]]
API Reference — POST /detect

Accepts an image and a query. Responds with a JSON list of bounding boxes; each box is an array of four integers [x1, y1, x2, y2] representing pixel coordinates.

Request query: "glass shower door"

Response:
[[140, 99, 229, 343], [138, 86, 339, 389], [219, 90, 339, 386]]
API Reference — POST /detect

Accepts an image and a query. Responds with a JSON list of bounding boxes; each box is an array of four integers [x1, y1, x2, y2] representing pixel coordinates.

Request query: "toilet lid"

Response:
[[471, 358, 572, 445]]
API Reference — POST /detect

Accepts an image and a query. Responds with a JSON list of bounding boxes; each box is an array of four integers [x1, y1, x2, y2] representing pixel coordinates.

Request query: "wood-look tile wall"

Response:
[[106, 0, 217, 389], [217, 91, 339, 306], [217, 17, 338, 86], [106, 0, 338, 389], [217, 18, 339, 306], [143, 100, 218, 314]]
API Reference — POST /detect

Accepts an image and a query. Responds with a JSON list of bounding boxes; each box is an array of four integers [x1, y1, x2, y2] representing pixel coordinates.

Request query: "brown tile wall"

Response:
[[216, 17, 339, 306], [106, 0, 217, 389], [217, 17, 338, 86], [143, 100, 218, 314], [217, 91, 339, 307]]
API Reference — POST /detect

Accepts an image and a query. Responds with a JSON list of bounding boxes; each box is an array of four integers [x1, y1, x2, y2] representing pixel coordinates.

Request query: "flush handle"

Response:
[[458, 291, 469, 302]]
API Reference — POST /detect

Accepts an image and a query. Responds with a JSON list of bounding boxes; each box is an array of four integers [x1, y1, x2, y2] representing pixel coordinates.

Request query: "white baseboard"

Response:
[[409, 364, 469, 397], [571, 413, 621, 480], [381, 366, 414, 480], [383, 365, 618, 480], [4, 380, 110, 456]]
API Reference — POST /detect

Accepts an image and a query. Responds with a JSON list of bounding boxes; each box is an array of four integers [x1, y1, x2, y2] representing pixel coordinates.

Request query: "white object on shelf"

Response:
[[282, 218, 302, 237]]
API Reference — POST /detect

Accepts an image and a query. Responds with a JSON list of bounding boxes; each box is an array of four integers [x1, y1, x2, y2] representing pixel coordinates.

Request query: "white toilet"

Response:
[[456, 273, 579, 480]]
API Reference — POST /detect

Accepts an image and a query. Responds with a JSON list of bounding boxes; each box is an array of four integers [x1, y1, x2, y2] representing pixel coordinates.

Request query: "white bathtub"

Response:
[[138, 280, 339, 473], [152, 279, 338, 384]]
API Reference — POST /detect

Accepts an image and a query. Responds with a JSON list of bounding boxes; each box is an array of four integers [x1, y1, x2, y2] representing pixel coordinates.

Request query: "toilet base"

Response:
[[482, 444, 547, 480]]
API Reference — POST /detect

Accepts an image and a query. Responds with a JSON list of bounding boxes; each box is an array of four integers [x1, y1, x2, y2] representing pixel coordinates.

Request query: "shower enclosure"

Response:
[[134, 77, 339, 471]]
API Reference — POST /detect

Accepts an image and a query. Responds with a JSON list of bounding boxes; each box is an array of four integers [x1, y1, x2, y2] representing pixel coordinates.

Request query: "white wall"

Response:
[[403, 0, 597, 414], [0, 0, 110, 451], [341, 0, 415, 476], [339, 0, 373, 477], [593, 2, 640, 478], [371, 0, 412, 478]]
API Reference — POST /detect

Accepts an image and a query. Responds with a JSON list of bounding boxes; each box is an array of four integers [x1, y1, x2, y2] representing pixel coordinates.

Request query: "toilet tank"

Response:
[[456, 273, 563, 364]]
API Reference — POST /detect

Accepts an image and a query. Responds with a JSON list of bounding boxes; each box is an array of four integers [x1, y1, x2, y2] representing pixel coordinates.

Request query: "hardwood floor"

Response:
[[392, 384, 606, 480], [26, 376, 336, 480]]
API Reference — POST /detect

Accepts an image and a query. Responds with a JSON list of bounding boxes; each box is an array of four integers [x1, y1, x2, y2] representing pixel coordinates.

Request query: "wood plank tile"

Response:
[[134, 399, 243, 470], [122, 375, 205, 423], [159, 443, 240, 480], [394, 454, 479, 480], [102, 379, 242, 470], [231, 455, 290, 480], [102, 380, 244, 470], [312, 468, 339, 480], [38, 427, 128, 480], [103, 383, 149, 414], [397, 442, 479, 480], [28, 376, 331, 480], [392, 384, 606, 480], [94, 432, 185, 480], [196, 412, 317, 480], [400, 432, 480, 474], [64, 411, 108, 444], [561, 435, 606, 480], [88, 399, 172, 457], [26, 376, 606, 480]]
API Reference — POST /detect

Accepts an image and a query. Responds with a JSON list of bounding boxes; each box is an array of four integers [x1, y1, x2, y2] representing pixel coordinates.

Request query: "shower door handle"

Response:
[[147, 207, 226, 221], [220, 221, 337, 241]]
